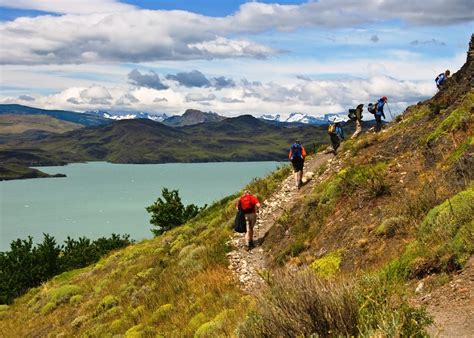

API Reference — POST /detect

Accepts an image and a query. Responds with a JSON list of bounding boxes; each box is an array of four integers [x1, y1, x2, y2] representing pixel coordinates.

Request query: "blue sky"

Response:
[[0, 0, 472, 117]]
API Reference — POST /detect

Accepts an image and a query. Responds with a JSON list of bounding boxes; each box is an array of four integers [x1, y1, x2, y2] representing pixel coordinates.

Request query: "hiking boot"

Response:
[[246, 241, 255, 251]]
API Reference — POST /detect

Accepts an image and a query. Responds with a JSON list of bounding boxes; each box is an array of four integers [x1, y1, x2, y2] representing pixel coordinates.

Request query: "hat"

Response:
[[382, 96, 388, 101]]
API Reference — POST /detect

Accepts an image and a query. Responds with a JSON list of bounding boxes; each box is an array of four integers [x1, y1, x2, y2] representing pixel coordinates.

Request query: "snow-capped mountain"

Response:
[[85, 110, 168, 122], [259, 112, 347, 125], [260, 113, 281, 122]]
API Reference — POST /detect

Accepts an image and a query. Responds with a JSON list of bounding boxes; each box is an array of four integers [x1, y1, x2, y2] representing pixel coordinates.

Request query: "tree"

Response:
[[146, 188, 205, 236]]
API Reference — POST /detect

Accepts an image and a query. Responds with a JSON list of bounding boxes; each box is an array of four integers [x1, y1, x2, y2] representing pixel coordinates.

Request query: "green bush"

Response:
[[310, 250, 343, 278], [146, 188, 206, 236]]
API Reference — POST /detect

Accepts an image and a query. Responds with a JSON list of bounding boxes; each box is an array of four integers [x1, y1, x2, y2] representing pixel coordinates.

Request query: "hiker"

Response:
[[349, 104, 364, 139], [435, 70, 450, 89], [288, 140, 307, 189], [328, 117, 344, 154], [374, 96, 387, 132], [236, 190, 261, 250]]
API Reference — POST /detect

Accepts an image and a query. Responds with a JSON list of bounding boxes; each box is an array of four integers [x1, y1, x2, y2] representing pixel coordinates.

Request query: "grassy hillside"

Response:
[[1, 37, 472, 337], [0, 114, 82, 134]]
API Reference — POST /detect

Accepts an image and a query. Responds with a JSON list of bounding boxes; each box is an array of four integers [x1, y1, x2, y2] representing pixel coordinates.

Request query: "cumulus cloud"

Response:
[[18, 94, 35, 101], [185, 93, 216, 102], [128, 69, 168, 90], [154, 97, 168, 103], [1, 1, 471, 65], [0, 0, 135, 15], [166, 70, 210, 88], [79, 85, 112, 105], [116, 93, 139, 106], [211, 76, 236, 90]]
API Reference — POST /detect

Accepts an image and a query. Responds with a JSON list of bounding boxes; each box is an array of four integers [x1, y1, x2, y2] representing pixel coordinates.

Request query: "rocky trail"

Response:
[[226, 153, 332, 292]]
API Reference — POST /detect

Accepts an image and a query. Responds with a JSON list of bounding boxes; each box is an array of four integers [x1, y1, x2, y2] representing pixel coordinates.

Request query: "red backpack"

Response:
[[239, 194, 254, 212]]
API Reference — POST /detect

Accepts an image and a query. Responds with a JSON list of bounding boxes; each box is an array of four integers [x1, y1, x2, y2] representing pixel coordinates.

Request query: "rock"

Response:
[[415, 281, 424, 294]]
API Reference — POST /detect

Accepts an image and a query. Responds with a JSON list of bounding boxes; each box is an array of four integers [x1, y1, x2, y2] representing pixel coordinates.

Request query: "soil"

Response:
[[414, 256, 474, 337]]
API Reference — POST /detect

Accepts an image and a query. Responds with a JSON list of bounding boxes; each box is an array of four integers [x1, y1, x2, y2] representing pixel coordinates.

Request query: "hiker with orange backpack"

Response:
[[288, 140, 307, 189], [236, 190, 261, 251]]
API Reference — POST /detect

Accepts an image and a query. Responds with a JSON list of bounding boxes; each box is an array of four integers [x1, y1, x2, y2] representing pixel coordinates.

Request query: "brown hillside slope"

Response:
[[0, 114, 82, 134]]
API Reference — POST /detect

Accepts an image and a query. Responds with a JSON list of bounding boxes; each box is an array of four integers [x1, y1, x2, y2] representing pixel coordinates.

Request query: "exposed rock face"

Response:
[[162, 109, 225, 127]]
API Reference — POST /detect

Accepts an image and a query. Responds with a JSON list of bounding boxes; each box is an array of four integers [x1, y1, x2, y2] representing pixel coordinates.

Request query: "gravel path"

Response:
[[226, 153, 331, 293]]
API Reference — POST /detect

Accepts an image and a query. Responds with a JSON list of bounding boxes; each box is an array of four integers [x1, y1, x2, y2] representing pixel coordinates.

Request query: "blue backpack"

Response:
[[291, 143, 302, 160]]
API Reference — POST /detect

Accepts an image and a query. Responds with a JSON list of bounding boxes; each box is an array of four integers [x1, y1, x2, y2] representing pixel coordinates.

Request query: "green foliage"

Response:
[[376, 216, 408, 237], [97, 295, 119, 314], [356, 274, 432, 336], [0, 233, 131, 304], [49, 284, 82, 304], [310, 250, 343, 278], [146, 188, 206, 236], [385, 185, 474, 280], [424, 93, 473, 144]]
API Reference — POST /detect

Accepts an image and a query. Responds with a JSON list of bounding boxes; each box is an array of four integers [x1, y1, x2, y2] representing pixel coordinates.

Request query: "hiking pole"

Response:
[[386, 102, 394, 121]]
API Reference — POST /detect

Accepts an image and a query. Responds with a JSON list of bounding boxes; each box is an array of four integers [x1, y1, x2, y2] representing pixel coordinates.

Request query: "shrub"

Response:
[[376, 216, 408, 237], [310, 250, 343, 278], [241, 271, 358, 337], [356, 274, 432, 336], [97, 295, 119, 314], [146, 188, 206, 236], [49, 284, 82, 304]]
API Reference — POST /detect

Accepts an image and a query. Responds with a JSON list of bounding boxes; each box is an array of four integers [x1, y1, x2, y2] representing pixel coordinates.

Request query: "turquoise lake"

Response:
[[0, 161, 280, 251]]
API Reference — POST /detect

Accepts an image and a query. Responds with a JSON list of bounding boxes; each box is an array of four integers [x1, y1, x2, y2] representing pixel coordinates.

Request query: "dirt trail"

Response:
[[226, 153, 331, 292], [415, 256, 474, 337]]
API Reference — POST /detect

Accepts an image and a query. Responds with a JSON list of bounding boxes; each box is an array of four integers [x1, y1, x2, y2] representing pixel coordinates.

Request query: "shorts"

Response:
[[291, 158, 304, 172]]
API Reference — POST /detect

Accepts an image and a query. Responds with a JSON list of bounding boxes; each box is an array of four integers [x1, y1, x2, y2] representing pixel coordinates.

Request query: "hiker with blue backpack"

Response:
[[369, 96, 387, 132], [327, 117, 345, 154], [435, 70, 450, 89], [289, 141, 307, 189]]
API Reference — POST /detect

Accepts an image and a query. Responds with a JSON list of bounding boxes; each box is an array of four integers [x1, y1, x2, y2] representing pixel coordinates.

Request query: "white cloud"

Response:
[[0, 0, 135, 15], [0, 74, 436, 118], [0, 1, 472, 65]]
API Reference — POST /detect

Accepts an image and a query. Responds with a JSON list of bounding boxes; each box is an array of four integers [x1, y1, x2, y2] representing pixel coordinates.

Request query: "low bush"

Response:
[[241, 271, 432, 337]]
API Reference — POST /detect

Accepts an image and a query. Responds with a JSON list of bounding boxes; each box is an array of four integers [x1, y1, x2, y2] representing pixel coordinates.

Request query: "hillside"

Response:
[[0, 104, 110, 127], [0, 114, 82, 134], [0, 37, 472, 336], [6, 115, 339, 164]]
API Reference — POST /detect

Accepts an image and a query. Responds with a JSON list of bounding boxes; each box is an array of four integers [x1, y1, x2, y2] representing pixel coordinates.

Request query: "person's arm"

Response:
[[288, 149, 292, 160], [302, 146, 307, 158]]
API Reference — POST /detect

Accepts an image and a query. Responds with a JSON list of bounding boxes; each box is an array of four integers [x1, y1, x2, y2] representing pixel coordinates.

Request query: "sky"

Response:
[[0, 0, 472, 118]]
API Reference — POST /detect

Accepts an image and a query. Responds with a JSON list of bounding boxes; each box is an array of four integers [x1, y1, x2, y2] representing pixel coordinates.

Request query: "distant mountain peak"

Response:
[[162, 109, 226, 127]]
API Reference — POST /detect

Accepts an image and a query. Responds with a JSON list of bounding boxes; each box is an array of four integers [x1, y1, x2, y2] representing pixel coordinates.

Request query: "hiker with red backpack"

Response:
[[288, 140, 307, 189], [236, 190, 261, 251]]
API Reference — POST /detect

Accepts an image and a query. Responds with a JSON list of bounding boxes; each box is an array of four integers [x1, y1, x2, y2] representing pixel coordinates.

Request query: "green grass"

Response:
[[423, 92, 473, 144], [384, 184, 474, 280]]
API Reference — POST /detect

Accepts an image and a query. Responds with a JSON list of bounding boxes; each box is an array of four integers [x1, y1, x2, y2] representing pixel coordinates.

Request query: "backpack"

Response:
[[239, 195, 254, 213], [234, 209, 246, 233], [435, 73, 445, 85], [328, 123, 336, 134], [348, 109, 357, 121], [290, 143, 303, 160], [367, 103, 376, 114]]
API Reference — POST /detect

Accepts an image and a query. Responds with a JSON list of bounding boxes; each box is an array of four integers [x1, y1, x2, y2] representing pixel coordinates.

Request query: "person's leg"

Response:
[[245, 213, 256, 248], [375, 115, 381, 132], [352, 119, 362, 139], [294, 171, 299, 188]]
